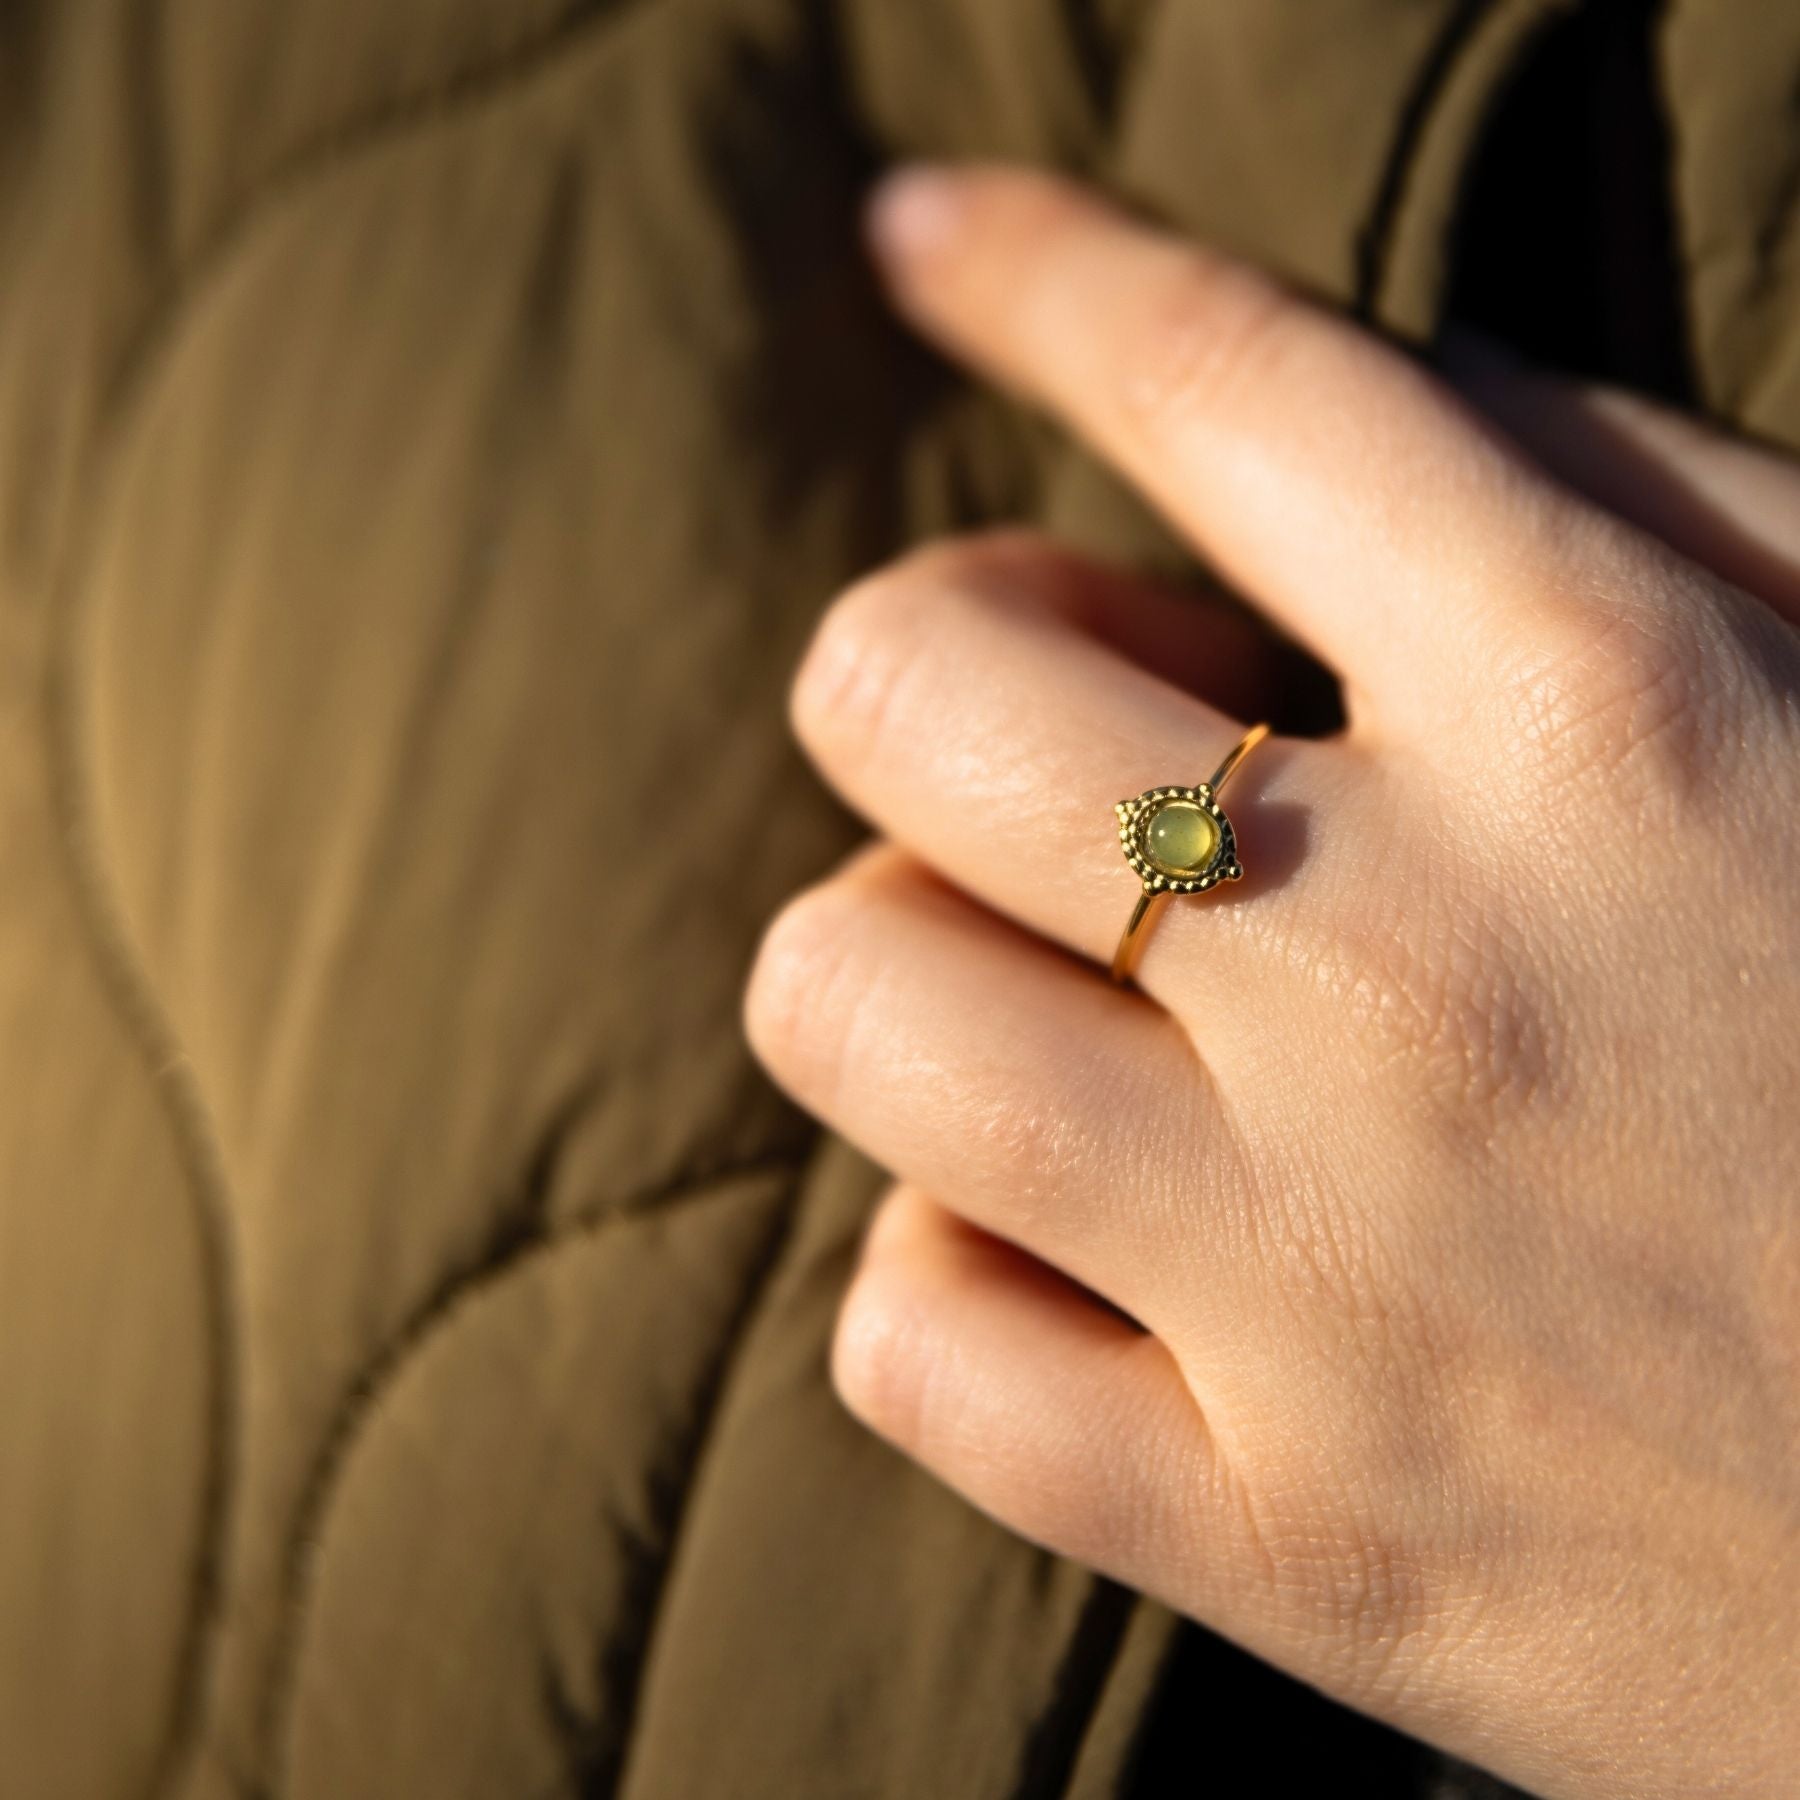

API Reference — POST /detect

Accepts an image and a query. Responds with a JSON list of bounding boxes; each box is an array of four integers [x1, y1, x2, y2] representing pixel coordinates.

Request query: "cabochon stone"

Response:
[[1146, 801, 1219, 873]]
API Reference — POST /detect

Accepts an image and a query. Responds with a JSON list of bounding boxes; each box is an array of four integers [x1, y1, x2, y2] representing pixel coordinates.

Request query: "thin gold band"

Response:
[[1110, 722, 1270, 985]]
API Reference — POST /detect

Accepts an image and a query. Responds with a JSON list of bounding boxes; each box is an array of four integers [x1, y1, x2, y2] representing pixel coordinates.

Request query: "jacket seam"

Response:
[[39, 7, 671, 1799], [603, 1173, 811, 1800], [1357, 0, 1585, 330], [43, 513, 242, 1800], [1353, 0, 1498, 321], [89, 0, 656, 477], [259, 1151, 808, 1800]]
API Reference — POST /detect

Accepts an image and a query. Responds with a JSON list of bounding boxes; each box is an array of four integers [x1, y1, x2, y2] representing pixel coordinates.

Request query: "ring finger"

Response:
[[789, 533, 1380, 1036]]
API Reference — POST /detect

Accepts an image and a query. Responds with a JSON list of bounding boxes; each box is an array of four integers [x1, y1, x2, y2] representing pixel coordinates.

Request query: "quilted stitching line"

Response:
[[1740, 88, 1800, 415], [88, 0, 652, 456], [1355, 0, 1585, 325], [589, 1170, 811, 1800], [40, 675, 241, 1800], [1745, 68, 1800, 305], [258, 1153, 807, 1800], [40, 9, 681, 1799], [1353, 0, 1498, 319], [1013, 1579, 1143, 1800]]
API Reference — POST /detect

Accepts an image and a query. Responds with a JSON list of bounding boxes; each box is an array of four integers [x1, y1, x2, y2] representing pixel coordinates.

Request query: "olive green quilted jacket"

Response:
[[0, 2, 1794, 1796]]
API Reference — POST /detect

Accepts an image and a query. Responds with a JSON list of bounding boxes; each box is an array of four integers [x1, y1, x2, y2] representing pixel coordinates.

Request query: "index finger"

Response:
[[866, 165, 1603, 736]]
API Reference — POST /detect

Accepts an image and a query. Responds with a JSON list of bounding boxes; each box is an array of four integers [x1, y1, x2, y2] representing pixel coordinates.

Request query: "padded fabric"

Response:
[[0, 2, 1795, 1796]]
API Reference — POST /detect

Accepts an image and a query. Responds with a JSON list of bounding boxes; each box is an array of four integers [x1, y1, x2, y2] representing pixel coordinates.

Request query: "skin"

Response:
[[742, 167, 1800, 1799]]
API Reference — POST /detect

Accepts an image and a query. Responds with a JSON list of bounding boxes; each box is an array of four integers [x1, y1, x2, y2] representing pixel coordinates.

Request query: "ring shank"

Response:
[[1110, 722, 1270, 986], [1206, 720, 1270, 794], [1109, 888, 1170, 983]]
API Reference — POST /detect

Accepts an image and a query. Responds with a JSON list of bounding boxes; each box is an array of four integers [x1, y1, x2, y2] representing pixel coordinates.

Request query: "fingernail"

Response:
[[866, 164, 968, 267]]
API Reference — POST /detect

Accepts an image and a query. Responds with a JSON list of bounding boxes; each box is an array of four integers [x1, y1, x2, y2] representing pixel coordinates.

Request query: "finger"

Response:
[[996, 531, 1336, 730], [790, 535, 1373, 1031], [836, 1189, 1532, 1769], [744, 846, 1246, 1332], [866, 528, 1331, 733], [866, 165, 1626, 735], [832, 1184, 1224, 1600], [1440, 329, 1800, 624]]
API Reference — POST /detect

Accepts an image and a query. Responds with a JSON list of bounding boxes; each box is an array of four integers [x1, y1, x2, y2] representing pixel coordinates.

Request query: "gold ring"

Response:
[[1110, 722, 1271, 985]]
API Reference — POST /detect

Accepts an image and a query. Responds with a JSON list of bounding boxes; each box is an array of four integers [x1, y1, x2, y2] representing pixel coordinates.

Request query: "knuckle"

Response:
[[1518, 620, 1700, 788], [743, 874, 873, 1101], [789, 539, 1015, 766], [830, 1257, 929, 1441], [1295, 846, 1560, 1144], [836, 1228, 1182, 1571], [790, 563, 927, 764], [1494, 552, 1745, 813], [1400, 911, 1561, 1129], [829, 1220, 977, 1468], [1122, 254, 1301, 431], [1240, 1462, 1469, 1708]]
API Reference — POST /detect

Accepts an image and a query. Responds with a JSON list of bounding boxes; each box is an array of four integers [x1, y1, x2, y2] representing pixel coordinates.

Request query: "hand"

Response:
[[744, 168, 1800, 1799]]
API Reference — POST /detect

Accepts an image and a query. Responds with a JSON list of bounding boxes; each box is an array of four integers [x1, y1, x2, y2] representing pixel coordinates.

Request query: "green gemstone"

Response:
[[1146, 801, 1220, 874]]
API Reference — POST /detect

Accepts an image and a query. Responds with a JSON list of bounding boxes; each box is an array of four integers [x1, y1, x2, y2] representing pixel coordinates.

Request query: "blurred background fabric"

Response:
[[0, 1, 1794, 1796]]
